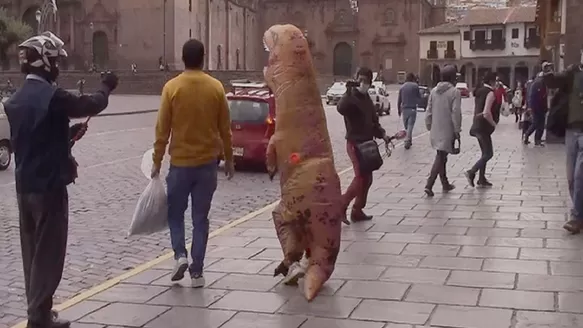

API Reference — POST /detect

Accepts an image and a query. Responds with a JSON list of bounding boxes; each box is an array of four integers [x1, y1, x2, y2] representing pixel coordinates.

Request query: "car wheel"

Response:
[[0, 140, 11, 171]]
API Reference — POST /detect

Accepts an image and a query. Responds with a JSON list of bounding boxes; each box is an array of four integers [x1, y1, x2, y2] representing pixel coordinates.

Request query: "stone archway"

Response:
[[92, 31, 109, 69], [22, 6, 40, 33], [333, 42, 353, 77]]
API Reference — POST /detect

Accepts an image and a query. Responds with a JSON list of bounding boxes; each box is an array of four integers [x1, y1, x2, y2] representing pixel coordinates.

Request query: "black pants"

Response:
[[524, 110, 546, 143], [18, 187, 69, 326], [469, 134, 494, 180], [426, 150, 450, 189]]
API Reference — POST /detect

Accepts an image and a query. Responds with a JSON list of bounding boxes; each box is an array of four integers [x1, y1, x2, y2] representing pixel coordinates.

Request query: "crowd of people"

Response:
[[3, 26, 583, 327]]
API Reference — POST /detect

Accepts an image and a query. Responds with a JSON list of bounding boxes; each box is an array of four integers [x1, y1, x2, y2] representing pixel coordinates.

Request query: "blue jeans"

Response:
[[166, 162, 218, 275], [402, 108, 417, 144], [566, 130, 583, 220], [525, 110, 546, 143]]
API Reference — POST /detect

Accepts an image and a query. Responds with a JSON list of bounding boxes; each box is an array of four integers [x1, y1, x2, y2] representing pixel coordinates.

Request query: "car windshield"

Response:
[[456, 83, 468, 89], [228, 100, 269, 123]]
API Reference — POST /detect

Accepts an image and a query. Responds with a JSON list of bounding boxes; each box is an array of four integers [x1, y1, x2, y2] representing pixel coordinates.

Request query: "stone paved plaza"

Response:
[[14, 120, 581, 328]]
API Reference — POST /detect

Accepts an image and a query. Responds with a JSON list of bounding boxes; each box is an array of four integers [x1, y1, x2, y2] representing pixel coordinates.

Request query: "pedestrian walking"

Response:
[[338, 67, 393, 222], [547, 64, 583, 233], [524, 63, 553, 146], [151, 39, 235, 287], [465, 71, 500, 187], [512, 81, 525, 123], [424, 65, 462, 197], [397, 73, 420, 149], [3, 31, 118, 328]]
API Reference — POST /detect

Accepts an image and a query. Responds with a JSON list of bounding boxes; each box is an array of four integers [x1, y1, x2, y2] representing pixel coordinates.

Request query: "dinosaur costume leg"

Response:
[[272, 202, 306, 285]]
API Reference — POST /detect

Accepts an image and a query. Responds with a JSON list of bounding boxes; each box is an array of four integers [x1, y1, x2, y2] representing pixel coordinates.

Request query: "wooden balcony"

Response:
[[444, 49, 456, 59], [427, 49, 438, 59], [470, 38, 506, 51]]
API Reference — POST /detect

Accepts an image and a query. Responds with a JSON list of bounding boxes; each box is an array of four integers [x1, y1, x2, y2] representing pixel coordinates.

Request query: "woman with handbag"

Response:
[[424, 65, 462, 197], [338, 67, 392, 223], [465, 71, 500, 187]]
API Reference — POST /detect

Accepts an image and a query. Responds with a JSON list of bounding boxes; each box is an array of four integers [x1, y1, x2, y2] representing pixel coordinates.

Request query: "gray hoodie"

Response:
[[425, 82, 462, 153]]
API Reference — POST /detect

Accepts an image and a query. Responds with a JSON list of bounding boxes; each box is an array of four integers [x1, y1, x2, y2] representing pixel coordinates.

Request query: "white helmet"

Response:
[[18, 31, 68, 72]]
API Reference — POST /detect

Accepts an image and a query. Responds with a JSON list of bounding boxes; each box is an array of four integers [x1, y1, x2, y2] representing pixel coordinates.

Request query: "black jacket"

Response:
[[337, 89, 386, 143], [4, 75, 111, 193]]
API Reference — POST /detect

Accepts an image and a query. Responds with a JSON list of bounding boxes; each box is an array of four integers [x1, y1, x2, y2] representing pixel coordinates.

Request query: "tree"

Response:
[[0, 8, 33, 70]]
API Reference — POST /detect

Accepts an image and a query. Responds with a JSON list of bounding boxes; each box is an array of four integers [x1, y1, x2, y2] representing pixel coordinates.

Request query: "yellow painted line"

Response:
[[10, 129, 430, 328]]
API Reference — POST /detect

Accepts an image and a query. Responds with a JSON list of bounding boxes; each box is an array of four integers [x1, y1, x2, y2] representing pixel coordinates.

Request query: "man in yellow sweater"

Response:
[[151, 39, 234, 288]]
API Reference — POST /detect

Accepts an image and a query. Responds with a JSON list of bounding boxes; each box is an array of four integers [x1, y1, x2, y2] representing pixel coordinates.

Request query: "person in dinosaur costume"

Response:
[[263, 24, 345, 301]]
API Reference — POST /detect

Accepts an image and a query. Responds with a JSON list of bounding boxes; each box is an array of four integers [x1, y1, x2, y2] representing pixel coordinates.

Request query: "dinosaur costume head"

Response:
[[263, 24, 314, 92]]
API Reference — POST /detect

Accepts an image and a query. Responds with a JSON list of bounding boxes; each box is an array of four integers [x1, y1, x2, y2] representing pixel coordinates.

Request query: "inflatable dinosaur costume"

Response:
[[263, 24, 345, 301]]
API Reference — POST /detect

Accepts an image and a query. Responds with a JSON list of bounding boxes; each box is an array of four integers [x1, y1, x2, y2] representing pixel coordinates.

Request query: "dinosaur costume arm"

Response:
[[266, 135, 278, 180]]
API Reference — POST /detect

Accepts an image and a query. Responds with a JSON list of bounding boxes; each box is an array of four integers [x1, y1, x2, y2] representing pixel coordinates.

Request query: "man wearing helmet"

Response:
[[3, 31, 118, 328]]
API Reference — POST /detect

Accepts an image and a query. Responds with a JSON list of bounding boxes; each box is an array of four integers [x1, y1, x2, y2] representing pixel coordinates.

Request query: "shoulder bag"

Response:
[[354, 140, 384, 174]]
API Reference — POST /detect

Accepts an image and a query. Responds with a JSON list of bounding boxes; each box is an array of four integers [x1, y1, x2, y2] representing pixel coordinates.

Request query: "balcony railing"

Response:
[[524, 36, 541, 49], [444, 49, 456, 59], [470, 38, 506, 51], [427, 48, 438, 59]]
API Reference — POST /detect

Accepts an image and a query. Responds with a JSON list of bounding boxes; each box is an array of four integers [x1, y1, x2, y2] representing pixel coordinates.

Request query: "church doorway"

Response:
[[333, 42, 353, 77], [92, 31, 109, 69]]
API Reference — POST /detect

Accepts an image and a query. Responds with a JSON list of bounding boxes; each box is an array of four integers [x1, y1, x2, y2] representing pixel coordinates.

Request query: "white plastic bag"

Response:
[[128, 176, 168, 236], [501, 101, 511, 117]]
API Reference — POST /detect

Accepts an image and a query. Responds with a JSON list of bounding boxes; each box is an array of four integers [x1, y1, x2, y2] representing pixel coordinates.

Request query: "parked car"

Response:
[[372, 82, 391, 115], [222, 80, 276, 169], [0, 102, 12, 171], [456, 82, 470, 98], [417, 86, 430, 111], [368, 87, 390, 116], [325, 82, 346, 105]]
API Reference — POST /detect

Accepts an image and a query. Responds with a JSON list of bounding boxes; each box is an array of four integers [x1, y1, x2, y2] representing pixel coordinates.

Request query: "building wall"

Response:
[[564, 0, 583, 66], [419, 34, 461, 60], [260, 0, 444, 82], [459, 23, 539, 58]]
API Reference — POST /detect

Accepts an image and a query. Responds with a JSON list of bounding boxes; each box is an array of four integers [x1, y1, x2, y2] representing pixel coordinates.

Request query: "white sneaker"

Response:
[[282, 262, 305, 285], [170, 257, 188, 281], [300, 255, 309, 270], [191, 274, 206, 288]]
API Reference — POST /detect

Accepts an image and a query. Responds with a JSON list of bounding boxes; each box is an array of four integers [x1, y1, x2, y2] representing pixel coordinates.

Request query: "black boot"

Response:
[[477, 177, 493, 187]]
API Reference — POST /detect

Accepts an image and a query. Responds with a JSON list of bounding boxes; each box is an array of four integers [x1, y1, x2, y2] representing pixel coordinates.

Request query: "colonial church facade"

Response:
[[7, 0, 446, 81]]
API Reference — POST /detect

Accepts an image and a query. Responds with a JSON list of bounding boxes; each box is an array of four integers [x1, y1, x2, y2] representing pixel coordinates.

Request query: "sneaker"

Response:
[[299, 255, 309, 270], [191, 274, 206, 288], [170, 257, 188, 281], [282, 262, 305, 286]]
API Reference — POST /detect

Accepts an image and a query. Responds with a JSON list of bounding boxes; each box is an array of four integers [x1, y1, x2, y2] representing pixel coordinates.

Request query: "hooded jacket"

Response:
[[425, 82, 462, 153]]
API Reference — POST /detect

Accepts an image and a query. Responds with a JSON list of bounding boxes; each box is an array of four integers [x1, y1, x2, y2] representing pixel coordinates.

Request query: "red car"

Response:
[[456, 82, 470, 98], [223, 80, 276, 168]]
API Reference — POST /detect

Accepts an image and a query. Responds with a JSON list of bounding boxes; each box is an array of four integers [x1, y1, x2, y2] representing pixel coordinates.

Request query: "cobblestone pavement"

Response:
[[0, 93, 453, 327], [34, 115, 582, 328]]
